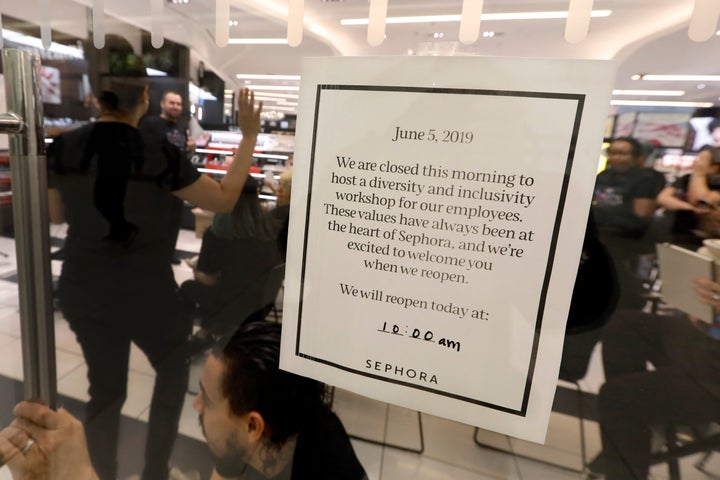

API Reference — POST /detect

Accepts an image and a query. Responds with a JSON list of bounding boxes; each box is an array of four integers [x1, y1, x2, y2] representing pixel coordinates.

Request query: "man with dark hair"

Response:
[[1, 321, 367, 480], [195, 321, 367, 479], [139, 90, 196, 264]]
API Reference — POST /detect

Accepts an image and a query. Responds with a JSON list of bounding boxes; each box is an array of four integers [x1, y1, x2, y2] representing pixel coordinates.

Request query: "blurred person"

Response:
[[592, 137, 663, 308], [139, 90, 197, 264], [180, 177, 282, 351], [269, 169, 292, 259], [657, 146, 720, 247], [0, 322, 367, 480], [588, 277, 720, 479], [688, 146, 720, 206], [47, 80, 262, 480]]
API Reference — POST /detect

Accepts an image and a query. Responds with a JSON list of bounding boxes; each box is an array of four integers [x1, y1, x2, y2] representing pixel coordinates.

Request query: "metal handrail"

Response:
[[0, 48, 57, 408]]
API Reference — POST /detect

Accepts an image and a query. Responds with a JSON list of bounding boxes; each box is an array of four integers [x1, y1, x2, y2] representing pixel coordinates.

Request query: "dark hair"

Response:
[[96, 77, 147, 115], [708, 118, 720, 134], [611, 136, 643, 159], [211, 177, 277, 241], [215, 322, 329, 448]]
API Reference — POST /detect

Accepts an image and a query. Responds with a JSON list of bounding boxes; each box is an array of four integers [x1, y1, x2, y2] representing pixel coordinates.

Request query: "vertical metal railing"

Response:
[[0, 48, 56, 408]]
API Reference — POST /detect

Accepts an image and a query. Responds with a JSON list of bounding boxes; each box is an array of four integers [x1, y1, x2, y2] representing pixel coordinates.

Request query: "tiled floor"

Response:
[[1, 228, 719, 480]]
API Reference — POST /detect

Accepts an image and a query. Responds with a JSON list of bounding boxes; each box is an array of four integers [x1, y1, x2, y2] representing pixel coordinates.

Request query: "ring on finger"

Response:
[[21, 438, 34, 455]]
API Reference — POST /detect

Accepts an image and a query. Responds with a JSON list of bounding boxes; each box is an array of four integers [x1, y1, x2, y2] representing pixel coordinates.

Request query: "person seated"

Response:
[[588, 277, 720, 479], [180, 177, 283, 350], [0, 322, 367, 480], [657, 147, 720, 247]]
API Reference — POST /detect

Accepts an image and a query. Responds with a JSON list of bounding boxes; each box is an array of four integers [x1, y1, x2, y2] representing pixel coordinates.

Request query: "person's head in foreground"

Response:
[[194, 320, 367, 479]]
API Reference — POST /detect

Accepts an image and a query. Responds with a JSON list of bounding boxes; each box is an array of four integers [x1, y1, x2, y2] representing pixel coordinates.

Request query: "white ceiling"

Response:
[[5, 0, 720, 111]]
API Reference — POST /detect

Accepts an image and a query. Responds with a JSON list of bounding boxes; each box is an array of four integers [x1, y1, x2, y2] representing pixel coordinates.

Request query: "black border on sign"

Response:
[[295, 84, 585, 417]]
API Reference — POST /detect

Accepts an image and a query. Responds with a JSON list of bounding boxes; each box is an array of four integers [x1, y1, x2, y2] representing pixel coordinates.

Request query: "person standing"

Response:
[[592, 137, 662, 308], [48, 81, 262, 480], [138, 90, 197, 264]]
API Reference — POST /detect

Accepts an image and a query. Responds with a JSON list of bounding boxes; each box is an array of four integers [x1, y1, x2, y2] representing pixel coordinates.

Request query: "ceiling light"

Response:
[[245, 92, 299, 99], [698, 83, 707, 89], [639, 74, 720, 81], [459, 0, 484, 44], [245, 85, 300, 91], [228, 38, 288, 44], [482, 31, 495, 37], [287, 0, 303, 47], [610, 100, 714, 108], [266, 105, 297, 112], [228, 20, 238, 27], [92, 0, 105, 49], [216, 0, 229, 47], [612, 90, 685, 96], [565, 0, 592, 43], [253, 96, 287, 103], [235, 74, 300, 80], [367, 0, 388, 46], [340, 10, 611, 25], [1, 29, 83, 58], [631, 74, 643, 80]]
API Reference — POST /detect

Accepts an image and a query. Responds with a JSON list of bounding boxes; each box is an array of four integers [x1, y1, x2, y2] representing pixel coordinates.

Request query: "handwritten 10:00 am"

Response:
[[391, 126, 474, 144]]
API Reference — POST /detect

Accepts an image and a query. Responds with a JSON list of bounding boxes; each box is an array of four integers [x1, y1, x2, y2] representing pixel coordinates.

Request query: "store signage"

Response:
[[280, 56, 615, 442]]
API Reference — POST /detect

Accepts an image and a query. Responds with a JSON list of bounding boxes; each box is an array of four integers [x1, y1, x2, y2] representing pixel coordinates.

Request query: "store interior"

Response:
[[2, 1, 720, 479]]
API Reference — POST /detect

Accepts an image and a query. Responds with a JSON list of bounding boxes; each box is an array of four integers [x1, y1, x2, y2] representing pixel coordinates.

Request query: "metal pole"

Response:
[[1, 48, 57, 408]]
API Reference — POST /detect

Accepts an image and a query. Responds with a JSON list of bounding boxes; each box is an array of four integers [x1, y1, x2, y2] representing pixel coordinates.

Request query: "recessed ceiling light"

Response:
[[698, 84, 707, 89], [482, 31, 495, 38], [265, 105, 297, 112], [610, 100, 713, 108], [245, 85, 300, 91], [639, 74, 720, 81], [340, 10, 611, 25], [631, 74, 643, 80], [244, 92, 299, 99], [236, 74, 301, 80], [612, 90, 685, 96]]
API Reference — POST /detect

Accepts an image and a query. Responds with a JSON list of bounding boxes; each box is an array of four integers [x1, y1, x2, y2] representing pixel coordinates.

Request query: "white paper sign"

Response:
[[280, 56, 615, 442]]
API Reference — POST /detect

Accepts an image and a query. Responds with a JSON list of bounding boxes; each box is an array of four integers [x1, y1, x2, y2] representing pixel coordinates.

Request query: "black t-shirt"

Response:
[[290, 411, 367, 479], [213, 411, 366, 480], [592, 166, 660, 238], [138, 115, 189, 177], [48, 122, 200, 289]]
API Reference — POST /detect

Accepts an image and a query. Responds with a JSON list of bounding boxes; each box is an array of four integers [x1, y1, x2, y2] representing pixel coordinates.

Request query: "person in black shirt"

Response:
[[48, 83, 263, 480], [139, 90, 196, 264], [593, 137, 662, 308]]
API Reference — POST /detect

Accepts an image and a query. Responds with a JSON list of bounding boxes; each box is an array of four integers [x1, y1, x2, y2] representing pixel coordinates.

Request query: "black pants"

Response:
[[61, 280, 191, 480], [594, 310, 720, 479]]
